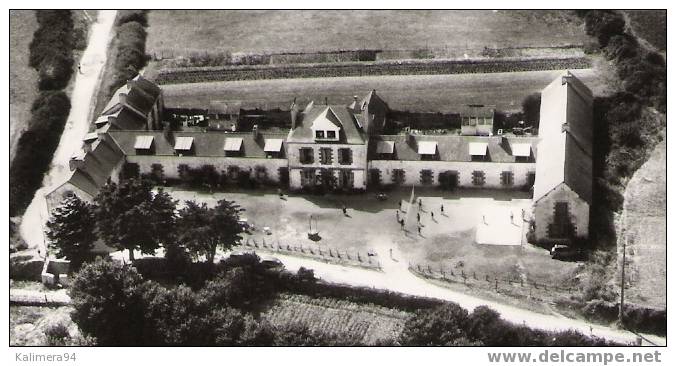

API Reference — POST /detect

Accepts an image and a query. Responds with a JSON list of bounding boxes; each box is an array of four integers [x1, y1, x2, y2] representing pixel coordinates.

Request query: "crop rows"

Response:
[[155, 57, 592, 85], [262, 293, 410, 345]]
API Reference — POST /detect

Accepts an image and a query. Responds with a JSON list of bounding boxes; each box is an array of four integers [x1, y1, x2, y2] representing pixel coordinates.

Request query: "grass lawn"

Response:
[[161, 69, 601, 113], [263, 293, 410, 344], [147, 10, 585, 56], [9, 10, 38, 163], [165, 186, 579, 288]]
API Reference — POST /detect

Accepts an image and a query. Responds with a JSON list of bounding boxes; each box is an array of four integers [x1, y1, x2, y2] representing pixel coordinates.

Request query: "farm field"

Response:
[[9, 10, 38, 163], [625, 10, 667, 51], [263, 293, 410, 344], [147, 10, 586, 56], [161, 69, 600, 113]]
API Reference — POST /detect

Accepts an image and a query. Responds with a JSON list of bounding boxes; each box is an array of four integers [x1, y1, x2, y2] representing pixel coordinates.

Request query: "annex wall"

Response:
[[368, 160, 536, 188], [532, 183, 590, 242]]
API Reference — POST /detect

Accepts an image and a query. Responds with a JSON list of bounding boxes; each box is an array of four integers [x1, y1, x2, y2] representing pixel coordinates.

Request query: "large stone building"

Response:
[[45, 71, 593, 243]]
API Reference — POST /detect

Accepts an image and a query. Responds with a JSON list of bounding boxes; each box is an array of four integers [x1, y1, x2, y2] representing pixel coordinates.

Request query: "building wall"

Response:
[[289, 167, 366, 190], [287, 142, 368, 170], [45, 183, 94, 216], [368, 160, 535, 188], [532, 183, 590, 242], [126, 155, 288, 182]]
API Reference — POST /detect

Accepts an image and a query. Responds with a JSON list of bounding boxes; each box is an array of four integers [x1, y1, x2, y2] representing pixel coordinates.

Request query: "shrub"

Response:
[[399, 303, 469, 346], [38, 53, 74, 90], [115, 10, 148, 26], [584, 10, 626, 47], [29, 10, 74, 69], [10, 91, 71, 216], [45, 323, 71, 346]]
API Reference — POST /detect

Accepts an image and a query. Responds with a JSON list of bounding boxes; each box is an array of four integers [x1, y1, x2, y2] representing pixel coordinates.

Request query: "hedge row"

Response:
[[29, 10, 75, 91], [10, 92, 72, 216], [107, 11, 149, 96], [155, 57, 592, 84]]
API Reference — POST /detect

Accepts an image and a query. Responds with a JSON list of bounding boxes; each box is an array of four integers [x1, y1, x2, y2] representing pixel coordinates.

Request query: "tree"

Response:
[[69, 259, 147, 345], [94, 179, 176, 261], [177, 200, 244, 263], [521, 92, 541, 129], [45, 195, 97, 269], [398, 303, 469, 346], [38, 52, 74, 91]]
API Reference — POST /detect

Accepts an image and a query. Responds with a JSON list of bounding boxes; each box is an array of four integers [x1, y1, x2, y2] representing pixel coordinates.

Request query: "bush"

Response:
[[584, 10, 626, 47], [10, 91, 71, 216], [45, 323, 71, 346], [38, 53, 74, 90], [115, 10, 148, 26], [399, 303, 469, 345], [29, 10, 74, 69]]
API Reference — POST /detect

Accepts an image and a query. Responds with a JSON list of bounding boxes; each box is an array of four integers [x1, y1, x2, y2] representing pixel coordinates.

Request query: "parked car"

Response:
[[260, 255, 284, 269], [550, 244, 584, 261]]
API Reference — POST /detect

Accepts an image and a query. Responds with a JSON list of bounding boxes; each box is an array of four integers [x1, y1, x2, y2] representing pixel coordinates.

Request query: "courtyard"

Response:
[[165, 186, 580, 286]]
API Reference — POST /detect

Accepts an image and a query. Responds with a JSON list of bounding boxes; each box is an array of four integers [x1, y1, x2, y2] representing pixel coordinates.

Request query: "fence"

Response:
[[238, 237, 381, 271], [409, 261, 576, 301]]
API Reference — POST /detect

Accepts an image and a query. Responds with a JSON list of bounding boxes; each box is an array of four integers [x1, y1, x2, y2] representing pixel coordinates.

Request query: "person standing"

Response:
[[396, 209, 400, 222], [417, 225, 422, 236], [441, 204, 444, 215], [417, 212, 421, 223], [342, 204, 347, 216], [400, 219, 405, 231], [431, 212, 435, 221], [510, 211, 514, 224]]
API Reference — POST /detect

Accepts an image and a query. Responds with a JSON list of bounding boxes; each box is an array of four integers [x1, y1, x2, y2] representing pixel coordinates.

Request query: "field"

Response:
[[263, 293, 410, 344], [625, 10, 667, 51], [161, 69, 601, 113], [621, 138, 666, 309], [9, 10, 38, 163], [147, 10, 585, 56]]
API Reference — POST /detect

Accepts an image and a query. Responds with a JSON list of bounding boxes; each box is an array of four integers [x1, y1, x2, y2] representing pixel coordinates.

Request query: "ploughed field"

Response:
[[161, 69, 600, 113], [147, 10, 586, 56]]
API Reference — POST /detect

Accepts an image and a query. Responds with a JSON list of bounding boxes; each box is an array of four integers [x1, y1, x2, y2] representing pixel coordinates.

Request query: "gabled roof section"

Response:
[[533, 71, 593, 204], [287, 100, 366, 144]]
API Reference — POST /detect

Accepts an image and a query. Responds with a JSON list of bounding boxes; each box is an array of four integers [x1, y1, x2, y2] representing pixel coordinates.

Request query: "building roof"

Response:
[[511, 143, 532, 157], [174, 136, 194, 151], [134, 135, 154, 150], [533, 71, 593, 204], [107, 130, 288, 159], [368, 134, 538, 163], [287, 100, 366, 144], [224, 137, 243, 151], [417, 141, 438, 155], [375, 140, 395, 154], [469, 142, 488, 156], [48, 137, 125, 198], [83, 132, 99, 143], [263, 138, 284, 152]]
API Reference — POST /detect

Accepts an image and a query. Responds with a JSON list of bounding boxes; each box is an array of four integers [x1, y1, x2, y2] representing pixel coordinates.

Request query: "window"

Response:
[[500, 171, 514, 186], [327, 130, 336, 139], [299, 148, 314, 164], [526, 172, 536, 188], [301, 169, 315, 186], [440, 171, 458, 190], [471, 171, 485, 186], [315, 131, 325, 139], [338, 148, 353, 165], [320, 147, 333, 165], [420, 169, 434, 185], [392, 169, 405, 185]]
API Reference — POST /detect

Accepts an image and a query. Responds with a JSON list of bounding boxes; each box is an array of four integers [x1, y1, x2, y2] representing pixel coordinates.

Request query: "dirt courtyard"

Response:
[[165, 186, 579, 285]]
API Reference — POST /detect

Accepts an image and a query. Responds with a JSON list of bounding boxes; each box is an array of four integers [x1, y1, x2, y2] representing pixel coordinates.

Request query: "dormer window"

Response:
[[327, 131, 336, 139], [316, 131, 325, 139]]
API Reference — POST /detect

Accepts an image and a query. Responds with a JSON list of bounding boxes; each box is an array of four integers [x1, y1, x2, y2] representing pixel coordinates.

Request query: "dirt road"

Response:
[[20, 11, 117, 251]]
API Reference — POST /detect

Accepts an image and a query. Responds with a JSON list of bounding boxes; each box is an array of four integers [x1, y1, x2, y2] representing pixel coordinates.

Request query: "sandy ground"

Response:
[[19, 11, 117, 253]]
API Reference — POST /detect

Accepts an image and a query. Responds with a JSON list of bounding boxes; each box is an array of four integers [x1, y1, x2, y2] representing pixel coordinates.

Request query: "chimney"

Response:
[[119, 93, 127, 105], [290, 98, 298, 129], [252, 124, 259, 140], [324, 97, 328, 105], [561, 122, 570, 133], [405, 127, 414, 145]]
